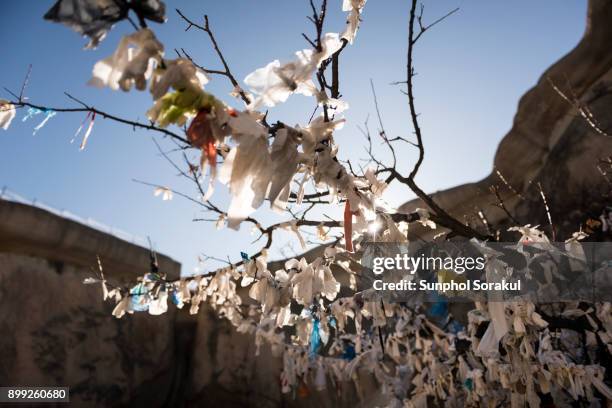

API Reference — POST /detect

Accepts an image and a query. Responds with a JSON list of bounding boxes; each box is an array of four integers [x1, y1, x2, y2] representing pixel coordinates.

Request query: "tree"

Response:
[[1, 1, 611, 406]]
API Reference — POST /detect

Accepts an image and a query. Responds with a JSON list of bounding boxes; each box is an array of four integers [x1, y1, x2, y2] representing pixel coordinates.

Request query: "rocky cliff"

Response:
[[400, 0, 612, 240]]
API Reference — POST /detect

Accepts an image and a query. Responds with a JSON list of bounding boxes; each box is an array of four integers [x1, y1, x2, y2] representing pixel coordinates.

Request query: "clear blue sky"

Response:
[[0, 1, 587, 275]]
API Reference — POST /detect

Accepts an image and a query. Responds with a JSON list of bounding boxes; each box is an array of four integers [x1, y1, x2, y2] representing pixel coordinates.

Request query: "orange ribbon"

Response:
[[187, 109, 216, 171], [344, 200, 353, 252]]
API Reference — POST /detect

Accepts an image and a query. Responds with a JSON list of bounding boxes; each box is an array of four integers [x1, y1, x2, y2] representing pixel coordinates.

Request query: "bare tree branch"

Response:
[[548, 76, 610, 137], [7, 93, 190, 146], [176, 9, 252, 106], [390, 0, 489, 240], [490, 185, 520, 225], [537, 181, 556, 241], [18, 64, 32, 102]]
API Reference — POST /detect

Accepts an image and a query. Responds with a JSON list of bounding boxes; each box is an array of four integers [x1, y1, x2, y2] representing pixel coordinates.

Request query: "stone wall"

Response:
[[0, 200, 373, 407], [0, 201, 182, 406]]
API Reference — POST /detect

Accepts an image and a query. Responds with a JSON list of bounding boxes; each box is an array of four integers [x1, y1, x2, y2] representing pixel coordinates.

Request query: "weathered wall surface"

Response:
[[0, 200, 181, 279], [0, 200, 301, 407], [0, 200, 373, 407], [0, 253, 178, 406], [186, 309, 284, 407], [0, 201, 183, 406], [183, 307, 375, 408]]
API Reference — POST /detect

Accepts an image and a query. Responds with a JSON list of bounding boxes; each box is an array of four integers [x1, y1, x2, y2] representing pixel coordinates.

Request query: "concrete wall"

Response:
[[0, 200, 314, 407], [0, 199, 370, 407], [0, 200, 183, 406]]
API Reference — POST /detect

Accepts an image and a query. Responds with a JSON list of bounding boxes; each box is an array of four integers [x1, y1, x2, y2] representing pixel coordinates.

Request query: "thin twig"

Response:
[[547, 77, 610, 137], [495, 167, 525, 200], [8, 93, 190, 145], [18, 64, 32, 102], [176, 9, 252, 105], [537, 181, 556, 241], [490, 185, 520, 225], [393, 0, 487, 240]]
